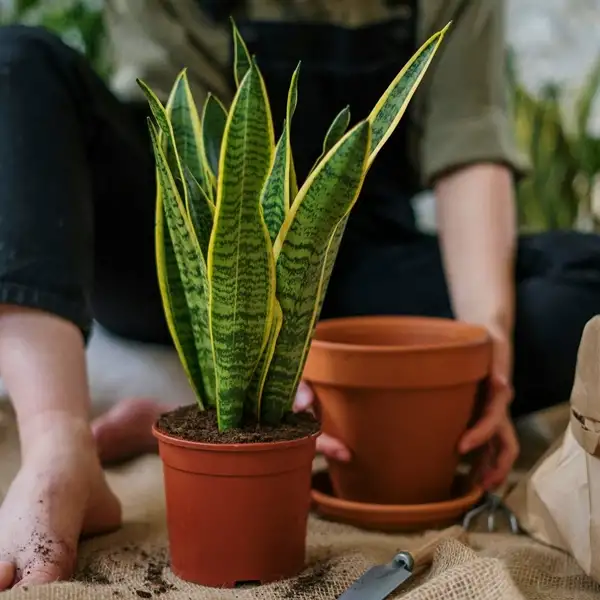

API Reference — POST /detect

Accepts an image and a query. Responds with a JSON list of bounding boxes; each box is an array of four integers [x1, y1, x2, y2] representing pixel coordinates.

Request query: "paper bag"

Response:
[[506, 315, 600, 581]]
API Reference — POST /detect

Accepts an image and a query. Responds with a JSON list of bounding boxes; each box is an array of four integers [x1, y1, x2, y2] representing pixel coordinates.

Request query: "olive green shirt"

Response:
[[103, 0, 527, 185]]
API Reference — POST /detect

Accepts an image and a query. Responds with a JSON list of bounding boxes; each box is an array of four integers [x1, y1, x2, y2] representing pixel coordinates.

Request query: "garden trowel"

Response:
[[337, 551, 415, 600], [336, 525, 465, 600]]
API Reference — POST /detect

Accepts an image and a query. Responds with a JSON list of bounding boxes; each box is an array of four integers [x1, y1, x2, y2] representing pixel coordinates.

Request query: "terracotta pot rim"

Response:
[[152, 423, 320, 453], [312, 315, 490, 354], [311, 469, 482, 514]]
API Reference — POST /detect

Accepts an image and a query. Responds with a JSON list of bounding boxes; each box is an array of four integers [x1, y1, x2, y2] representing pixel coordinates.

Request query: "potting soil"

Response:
[[1, 406, 599, 600], [155, 405, 319, 444]]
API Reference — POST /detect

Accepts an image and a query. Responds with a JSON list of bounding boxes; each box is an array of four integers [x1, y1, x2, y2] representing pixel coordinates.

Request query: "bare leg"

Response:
[[92, 397, 173, 464], [0, 307, 121, 589]]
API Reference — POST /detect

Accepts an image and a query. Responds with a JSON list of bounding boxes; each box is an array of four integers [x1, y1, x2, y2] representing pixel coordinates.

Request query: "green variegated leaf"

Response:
[[201, 93, 228, 185], [317, 216, 348, 316], [155, 185, 206, 408], [287, 64, 299, 115], [138, 79, 190, 211], [309, 105, 351, 176], [246, 299, 283, 419], [163, 70, 211, 199], [285, 63, 300, 211], [367, 22, 449, 167], [140, 77, 216, 253], [231, 18, 252, 88], [149, 121, 216, 406], [260, 128, 288, 243], [290, 158, 298, 200], [207, 61, 276, 430], [182, 166, 213, 258], [259, 63, 301, 242], [292, 216, 349, 379], [261, 121, 371, 423]]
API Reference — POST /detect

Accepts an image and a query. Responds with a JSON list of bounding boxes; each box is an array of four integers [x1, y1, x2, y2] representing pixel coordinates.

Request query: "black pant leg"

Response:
[[322, 227, 600, 418], [511, 230, 600, 417], [0, 25, 95, 335], [89, 97, 170, 344], [0, 25, 170, 345]]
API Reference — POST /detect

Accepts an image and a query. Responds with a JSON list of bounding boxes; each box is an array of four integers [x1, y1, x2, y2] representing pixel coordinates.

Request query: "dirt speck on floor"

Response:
[[283, 560, 337, 599], [73, 545, 176, 596]]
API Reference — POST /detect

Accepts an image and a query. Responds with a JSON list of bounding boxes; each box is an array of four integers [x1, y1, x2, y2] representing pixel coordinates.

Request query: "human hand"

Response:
[[458, 328, 520, 490], [295, 327, 520, 487], [293, 381, 351, 461]]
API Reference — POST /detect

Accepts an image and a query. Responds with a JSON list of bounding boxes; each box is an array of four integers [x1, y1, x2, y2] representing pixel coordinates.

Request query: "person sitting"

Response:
[[1, 0, 599, 589]]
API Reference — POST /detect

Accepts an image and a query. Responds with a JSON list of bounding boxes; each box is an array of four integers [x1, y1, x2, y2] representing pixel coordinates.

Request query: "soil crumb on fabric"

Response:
[[156, 405, 320, 444], [144, 559, 175, 594], [77, 563, 111, 585], [124, 547, 176, 597], [74, 545, 176, 595], [284, 560, 335, 598]]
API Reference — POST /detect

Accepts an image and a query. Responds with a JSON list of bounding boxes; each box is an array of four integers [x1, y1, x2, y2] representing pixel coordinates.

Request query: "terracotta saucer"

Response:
[[311, 470, 483, 532]]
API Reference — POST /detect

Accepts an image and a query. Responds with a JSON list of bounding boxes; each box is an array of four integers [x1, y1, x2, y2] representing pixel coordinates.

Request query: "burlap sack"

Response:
[[2, 402, 600, 599], [507, 315, 600, 584]]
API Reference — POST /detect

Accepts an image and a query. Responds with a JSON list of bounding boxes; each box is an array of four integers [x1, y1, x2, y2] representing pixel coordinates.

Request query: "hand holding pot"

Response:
[[298, 320, 519, 495], [293, 381, 351, 462], [458, 329, 520, 491]]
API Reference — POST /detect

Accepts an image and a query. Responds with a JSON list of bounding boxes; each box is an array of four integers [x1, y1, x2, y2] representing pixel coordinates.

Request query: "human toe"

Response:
[[15, 561, 69, 588], [0, 561, 15, 590], [92, 398, 171, 464]]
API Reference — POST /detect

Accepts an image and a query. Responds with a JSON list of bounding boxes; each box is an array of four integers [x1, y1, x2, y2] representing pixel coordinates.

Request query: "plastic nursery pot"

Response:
[[303, 315, 491, 506], [153, 423, 318, 588]]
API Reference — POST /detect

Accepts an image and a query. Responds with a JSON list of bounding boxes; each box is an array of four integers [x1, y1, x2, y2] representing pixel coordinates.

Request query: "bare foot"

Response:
[[92, 398, 173, 465], [0, 423, 121, 589]]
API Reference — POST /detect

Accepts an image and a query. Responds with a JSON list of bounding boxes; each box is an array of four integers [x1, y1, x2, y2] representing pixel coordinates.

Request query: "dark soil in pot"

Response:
[[156, 405, 319, 443], [153, 406, 319, 588]]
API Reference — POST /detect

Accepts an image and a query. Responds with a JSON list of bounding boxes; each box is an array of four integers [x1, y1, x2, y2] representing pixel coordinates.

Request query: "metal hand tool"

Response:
[[462, 482, 520, 534], [337, 525, 465, 600]]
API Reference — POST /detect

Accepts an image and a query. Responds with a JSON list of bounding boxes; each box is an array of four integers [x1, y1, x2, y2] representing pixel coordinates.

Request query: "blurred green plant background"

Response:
[[0, 0, 109, 77], [508, 51, 600, 232], [3, 0, 600, 233]]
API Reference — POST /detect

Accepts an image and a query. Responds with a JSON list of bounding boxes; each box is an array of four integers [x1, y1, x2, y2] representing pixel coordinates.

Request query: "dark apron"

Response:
[[234, 4, 420, 236], [198, 1, 422, 286]]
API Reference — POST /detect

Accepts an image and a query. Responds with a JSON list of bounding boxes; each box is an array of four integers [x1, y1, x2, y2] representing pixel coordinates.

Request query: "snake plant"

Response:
[[138, 21, 449, 431]]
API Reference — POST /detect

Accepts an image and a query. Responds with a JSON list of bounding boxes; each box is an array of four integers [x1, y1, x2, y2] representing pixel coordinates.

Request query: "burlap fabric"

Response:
[[1, 404, 599, 599]]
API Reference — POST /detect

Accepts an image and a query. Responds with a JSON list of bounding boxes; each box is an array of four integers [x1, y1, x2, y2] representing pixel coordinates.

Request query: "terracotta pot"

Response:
[[303, 316, 491, 506], [153, 425, 318, 587]]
